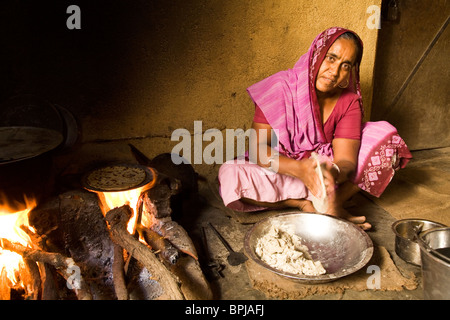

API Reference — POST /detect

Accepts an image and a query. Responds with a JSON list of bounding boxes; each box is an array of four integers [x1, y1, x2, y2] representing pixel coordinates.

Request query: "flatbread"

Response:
[[86, 165, 147, 191], [0, 127, 63, 162]]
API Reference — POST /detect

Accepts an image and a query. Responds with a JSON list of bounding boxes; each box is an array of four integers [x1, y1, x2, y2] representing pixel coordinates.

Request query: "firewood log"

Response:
[[0, 238, 92, 300], [105, 205, 184, 300]]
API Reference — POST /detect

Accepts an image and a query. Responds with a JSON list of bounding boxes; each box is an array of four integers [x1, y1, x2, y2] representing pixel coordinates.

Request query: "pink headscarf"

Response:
[[247, 27, 364, 160]]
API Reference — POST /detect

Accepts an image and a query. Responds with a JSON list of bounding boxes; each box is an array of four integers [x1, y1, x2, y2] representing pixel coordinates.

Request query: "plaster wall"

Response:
[[371, 0, 450, 150], [0, 0, 381, 179]]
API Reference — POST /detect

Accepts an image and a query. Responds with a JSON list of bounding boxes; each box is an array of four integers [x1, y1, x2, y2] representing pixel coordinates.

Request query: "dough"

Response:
[[255, 223, 326, 276]]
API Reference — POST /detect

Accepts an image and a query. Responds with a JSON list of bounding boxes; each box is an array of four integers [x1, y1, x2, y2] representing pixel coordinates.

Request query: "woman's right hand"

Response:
[[294, 158, 323, 198]]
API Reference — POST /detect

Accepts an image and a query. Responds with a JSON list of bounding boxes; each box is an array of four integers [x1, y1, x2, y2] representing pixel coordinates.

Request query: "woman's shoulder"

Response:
[[338, 89, 361, 110], [332, 89, 362, 121], [339, 88, 360, 102]]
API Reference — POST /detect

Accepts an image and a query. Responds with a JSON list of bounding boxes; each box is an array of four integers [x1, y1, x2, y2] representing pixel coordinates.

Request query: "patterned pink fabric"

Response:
[[355, 121, 411, 197]]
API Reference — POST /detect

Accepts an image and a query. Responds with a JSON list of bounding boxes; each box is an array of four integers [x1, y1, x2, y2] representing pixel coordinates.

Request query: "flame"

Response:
[[98, 186, 148, 234], [96, 167, 157, 235], [0, 195, 37, 287]]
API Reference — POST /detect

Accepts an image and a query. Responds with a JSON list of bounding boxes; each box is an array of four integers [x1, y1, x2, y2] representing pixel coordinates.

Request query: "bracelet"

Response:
[[268, 153, 279, 171], [332, 162, 340, 175]]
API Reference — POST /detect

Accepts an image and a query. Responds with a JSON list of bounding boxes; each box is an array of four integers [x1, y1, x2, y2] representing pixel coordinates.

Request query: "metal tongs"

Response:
[[413, 223, 450, 264], [208, 223, 248, 266], [200, 226, 224, 280]]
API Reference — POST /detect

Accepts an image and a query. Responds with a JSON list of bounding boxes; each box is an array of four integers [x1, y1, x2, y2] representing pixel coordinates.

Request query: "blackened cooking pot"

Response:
[[0, 94, 75, 209], [0, 126, 64, 209]]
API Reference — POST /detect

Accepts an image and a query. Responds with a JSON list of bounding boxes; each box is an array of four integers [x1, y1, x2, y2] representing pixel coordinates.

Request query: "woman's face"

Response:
[[315, 38, 358, 96]]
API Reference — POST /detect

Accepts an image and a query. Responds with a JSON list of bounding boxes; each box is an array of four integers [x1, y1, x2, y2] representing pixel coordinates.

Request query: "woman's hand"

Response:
[[281, 157, 336, 199], [320, 162, 337, 200], [296, 158, 322, 197]]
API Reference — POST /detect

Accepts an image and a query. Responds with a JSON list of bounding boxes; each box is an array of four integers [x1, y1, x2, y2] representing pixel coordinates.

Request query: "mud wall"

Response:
[[0, 0, 381, 179]]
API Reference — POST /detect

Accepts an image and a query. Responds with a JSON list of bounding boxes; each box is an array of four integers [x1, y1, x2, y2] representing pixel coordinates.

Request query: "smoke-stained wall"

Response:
[[0, 0, 381, 179]]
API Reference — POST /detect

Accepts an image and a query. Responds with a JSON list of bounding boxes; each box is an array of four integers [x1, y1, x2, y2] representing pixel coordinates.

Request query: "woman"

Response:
[[218, 27, 412, 230]]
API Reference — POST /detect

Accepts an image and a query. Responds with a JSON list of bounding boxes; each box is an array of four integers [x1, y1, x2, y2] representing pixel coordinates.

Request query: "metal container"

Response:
[[0, 126, 64, 207], [244, 212, 373, 284], [417, 227, 450, 300], [392, 219, 446, 266], [0, 94, 77, 206]]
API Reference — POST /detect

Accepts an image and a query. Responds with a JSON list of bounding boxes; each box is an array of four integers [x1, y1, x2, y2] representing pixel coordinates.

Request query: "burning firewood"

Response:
[[112, 244, 128, 300], [136, 179, 211, 300], [0, 238, 92, 300], [19, 225, 59, 300], [59, 190, 117, 299], [38, 262, 59, 300], [139, 186, 199, 261], [22, 258, 41, 299], [105, 205, 185, 300], [137, 225, 180, 265]]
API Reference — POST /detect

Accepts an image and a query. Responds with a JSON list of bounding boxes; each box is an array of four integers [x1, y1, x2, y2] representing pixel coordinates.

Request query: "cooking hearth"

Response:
[[0, 156, 211, 300]]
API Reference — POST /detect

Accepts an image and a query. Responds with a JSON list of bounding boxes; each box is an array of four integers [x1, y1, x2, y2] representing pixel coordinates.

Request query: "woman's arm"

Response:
[[330, 138, 360, 184], [250, 121, 323, 197]]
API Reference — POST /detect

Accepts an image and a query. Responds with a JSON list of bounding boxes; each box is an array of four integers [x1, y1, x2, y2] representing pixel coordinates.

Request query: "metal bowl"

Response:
[[244, 212, 373, 284], [392, 219, 447, 266]]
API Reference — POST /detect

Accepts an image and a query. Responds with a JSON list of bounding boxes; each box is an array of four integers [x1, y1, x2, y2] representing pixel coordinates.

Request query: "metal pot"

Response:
[[392, 219, 446, 266], [417, 227, 450, 300], [0, 95, 79, 208], [0, 126, 63, 208]]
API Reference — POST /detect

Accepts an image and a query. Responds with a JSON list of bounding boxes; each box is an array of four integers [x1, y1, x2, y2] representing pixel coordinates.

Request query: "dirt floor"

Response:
[[180, 147, 450, 300]]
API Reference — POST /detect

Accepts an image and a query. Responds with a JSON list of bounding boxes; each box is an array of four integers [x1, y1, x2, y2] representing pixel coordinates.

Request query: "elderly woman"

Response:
[[218, 27, 412, 230]]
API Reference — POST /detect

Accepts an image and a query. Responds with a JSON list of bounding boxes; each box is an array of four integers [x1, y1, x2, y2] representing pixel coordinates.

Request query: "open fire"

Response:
[[0, 164, 211, 300], [97, 185, 150, 235], [0, 195, 37, 292]]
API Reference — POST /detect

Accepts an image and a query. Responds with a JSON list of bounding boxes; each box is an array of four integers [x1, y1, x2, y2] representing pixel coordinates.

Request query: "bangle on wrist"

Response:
[[332, 162, 340, 176], [268, 152, 279, 171]]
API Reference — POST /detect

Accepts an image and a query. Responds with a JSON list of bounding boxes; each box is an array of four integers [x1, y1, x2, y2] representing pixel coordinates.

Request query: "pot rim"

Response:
[[417, 226, 450, 266], [391, 218, 447, 239]]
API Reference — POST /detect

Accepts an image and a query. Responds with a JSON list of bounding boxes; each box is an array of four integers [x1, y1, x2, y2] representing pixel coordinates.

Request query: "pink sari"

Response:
[[219, 27, 412, 211]]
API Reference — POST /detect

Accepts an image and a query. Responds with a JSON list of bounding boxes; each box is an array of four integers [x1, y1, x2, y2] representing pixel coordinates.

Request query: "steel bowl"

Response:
[[392, 219, 446, 266], [244, 212, 373, 284]]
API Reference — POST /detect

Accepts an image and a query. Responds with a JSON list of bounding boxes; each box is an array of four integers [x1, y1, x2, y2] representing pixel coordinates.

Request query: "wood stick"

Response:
[[38, 262, 59, 300], [105, 205, 184, 300], [0, 238, 92, 300], [0, 268, 11, 300], [20, 225, 59, 299], [112, 244, 128, 300], [23, 258, 41, 300]]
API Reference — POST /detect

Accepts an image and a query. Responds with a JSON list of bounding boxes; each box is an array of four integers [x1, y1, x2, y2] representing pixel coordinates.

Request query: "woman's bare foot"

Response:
[[326, 207, 372, 230]]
